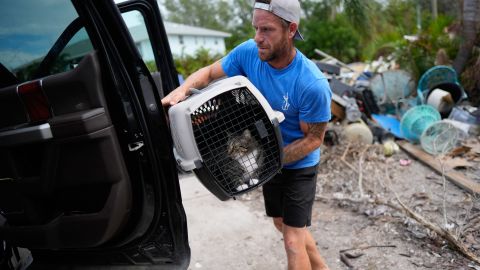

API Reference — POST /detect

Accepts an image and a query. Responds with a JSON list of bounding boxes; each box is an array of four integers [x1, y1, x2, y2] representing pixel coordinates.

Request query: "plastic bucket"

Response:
[[400, 105, 441, 143], [426, 83, 463, 104]]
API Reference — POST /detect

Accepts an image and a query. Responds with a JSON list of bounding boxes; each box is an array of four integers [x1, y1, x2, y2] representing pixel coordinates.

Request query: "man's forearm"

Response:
[[283, 122, 327, 164], [283, 137, 321, 164], [179, 67, 213, 95], [162, 61, 225, 106]]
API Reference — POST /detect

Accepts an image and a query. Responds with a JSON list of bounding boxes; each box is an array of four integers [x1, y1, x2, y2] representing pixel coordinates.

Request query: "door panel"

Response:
[[0, 85, 28, 129], [43, 52, 105, 116], [0, 0, 190, 267], [0, 52, 132, 249]]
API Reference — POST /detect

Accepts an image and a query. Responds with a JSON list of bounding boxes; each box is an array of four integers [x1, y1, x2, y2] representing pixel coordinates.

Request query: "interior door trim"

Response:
[[0, 123, 52, 147]]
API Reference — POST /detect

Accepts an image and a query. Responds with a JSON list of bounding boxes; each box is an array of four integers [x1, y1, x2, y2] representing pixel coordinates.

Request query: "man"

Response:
[[162, 0, 332, 269]]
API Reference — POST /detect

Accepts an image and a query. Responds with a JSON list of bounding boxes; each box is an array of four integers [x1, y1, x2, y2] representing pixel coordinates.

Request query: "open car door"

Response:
[[0, 0, 189, 268]]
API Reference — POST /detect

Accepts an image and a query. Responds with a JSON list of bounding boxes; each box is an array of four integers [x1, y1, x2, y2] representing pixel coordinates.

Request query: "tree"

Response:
[[297, 14, 362, 62], [343, 0, 372, 36], [301, 0, 372, 35], [224, 0, 255, 50], [174, 48, 222, 78], [161, 0, 232, 31], [453, 0, 480, 74]]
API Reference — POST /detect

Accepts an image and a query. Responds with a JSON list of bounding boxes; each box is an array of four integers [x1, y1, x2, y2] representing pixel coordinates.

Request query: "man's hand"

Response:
[[161, 61, 226, 107], [283, 121, 328, 164], [161, 87, 189, 106]]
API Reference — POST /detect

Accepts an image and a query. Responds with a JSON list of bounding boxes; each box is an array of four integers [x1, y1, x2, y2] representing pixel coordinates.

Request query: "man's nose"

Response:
[[254, 31, 263, 44]]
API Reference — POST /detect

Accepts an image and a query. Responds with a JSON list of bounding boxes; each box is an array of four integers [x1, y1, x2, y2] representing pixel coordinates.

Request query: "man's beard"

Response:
[[257, 40, 289, 63], [259, 50, 277, 62]]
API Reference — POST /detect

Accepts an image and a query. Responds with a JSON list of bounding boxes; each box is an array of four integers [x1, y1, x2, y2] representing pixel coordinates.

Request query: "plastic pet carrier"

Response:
[[169, 76, 285, 200]]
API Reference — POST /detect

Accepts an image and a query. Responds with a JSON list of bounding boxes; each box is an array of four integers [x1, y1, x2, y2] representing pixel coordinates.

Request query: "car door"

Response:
[[0, 0, 189, 268]]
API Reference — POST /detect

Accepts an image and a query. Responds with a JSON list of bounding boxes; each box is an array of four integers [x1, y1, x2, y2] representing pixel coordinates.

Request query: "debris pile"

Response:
[[313, 47, 480, 179], [313, 49, 480, 268]]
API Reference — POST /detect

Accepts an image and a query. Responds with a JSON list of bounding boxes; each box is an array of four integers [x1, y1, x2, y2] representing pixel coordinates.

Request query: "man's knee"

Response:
[[282, 225, 306, 254]]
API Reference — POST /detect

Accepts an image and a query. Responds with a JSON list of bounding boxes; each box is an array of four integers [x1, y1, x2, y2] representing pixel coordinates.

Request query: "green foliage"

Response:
[[225, 0, 255, 50], [225, 27, 255, 52], [361, 29, 403, 61], [301, 0, 336, 20], [383, 0, 418, 34], [159, 0, 468, 82], [297, 14, 362, 63], [392, 15, 459, 80], [173, 48, 222, 78], [343, 0, 371, 36], [145, 60, 158, 73], [161, 0, 231, 31]]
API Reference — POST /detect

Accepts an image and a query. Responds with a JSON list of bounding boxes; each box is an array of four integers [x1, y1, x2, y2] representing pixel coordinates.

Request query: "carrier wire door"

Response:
[[169, 76, 284, 200]]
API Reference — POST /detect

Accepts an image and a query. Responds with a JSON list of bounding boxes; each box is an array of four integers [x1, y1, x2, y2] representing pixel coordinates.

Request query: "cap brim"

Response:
[[294, 30, 304, 41]]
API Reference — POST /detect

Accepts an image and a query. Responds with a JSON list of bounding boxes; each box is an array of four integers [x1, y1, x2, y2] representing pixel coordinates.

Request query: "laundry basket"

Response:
[[169, 76, 285, 200], [420, 121, 459, 155], [400, 105, 441, 143]]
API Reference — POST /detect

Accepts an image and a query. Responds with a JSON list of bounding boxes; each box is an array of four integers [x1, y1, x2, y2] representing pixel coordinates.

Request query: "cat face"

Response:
[[227, 129, 253, 157]]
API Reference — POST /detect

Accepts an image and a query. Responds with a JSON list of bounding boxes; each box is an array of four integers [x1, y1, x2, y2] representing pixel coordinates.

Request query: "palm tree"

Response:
[[453, 0, 480, 74]]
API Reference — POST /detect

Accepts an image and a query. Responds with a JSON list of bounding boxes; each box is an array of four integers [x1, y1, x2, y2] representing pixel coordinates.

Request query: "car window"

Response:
[[122, 10, 158, 72], [0, 0, 79, 82], [51, 28, 94, 74]]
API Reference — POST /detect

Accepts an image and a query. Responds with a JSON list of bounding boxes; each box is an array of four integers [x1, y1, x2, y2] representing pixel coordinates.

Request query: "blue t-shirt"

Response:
[[221, 39, 332, 169]]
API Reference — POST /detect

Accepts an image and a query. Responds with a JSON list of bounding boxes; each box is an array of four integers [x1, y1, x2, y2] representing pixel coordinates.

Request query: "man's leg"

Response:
[[283, 224, 310, 270], [273, 218, 329, 270], [304, 228, 329, 270], [266, 166, 330, 269]]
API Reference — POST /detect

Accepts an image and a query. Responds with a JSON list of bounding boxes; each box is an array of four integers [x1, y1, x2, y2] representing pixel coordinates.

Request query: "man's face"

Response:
[[252, 9, 290, 63]]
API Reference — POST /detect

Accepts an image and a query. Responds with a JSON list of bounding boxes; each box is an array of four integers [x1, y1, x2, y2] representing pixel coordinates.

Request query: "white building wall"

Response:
[[131, 23, 230, 61], [168, 35, 227, 58]]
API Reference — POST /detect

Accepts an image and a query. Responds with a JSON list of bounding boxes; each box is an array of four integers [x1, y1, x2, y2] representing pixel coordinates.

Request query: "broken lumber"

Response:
[[397, 140, 480, 195]]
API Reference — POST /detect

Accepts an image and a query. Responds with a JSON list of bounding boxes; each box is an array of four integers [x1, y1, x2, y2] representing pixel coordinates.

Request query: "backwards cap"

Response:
[[254, 0, 304, 40]]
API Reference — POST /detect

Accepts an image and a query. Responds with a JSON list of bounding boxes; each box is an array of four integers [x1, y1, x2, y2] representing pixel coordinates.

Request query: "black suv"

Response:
[[0, 0, 209, 268]]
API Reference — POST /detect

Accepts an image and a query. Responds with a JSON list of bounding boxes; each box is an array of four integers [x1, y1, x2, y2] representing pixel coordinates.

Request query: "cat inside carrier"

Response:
[[169, 76, 285, 200]]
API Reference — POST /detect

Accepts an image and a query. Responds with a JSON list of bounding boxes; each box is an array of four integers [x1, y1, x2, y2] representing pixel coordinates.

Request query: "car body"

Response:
[[0, 0, 192, 268]]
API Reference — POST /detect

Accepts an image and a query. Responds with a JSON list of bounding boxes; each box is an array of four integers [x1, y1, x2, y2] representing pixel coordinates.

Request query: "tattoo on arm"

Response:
[[283, 122, 328, 164], [307, 122, 328, 140]]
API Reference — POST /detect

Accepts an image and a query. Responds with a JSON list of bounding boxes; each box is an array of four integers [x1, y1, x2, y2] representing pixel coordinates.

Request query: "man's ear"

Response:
[[289, 22, 298, 39]]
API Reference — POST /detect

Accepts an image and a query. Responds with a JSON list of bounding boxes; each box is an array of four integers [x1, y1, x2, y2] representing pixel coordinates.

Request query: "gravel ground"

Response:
[[181, 138, 480, 270]]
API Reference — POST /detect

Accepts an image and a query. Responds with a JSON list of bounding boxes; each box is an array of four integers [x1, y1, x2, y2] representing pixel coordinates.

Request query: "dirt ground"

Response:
[[182, 134, 480, 270]]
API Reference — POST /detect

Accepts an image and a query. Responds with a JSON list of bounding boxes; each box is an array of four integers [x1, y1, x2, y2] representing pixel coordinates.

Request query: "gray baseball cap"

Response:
[[254, 0, 304, 40]]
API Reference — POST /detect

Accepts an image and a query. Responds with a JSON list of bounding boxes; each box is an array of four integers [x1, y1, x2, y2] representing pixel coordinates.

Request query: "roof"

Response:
[[164, 22, 231, 37]]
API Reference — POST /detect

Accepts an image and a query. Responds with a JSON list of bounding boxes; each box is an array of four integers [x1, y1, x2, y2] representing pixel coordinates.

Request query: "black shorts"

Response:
[[262, 165, 318, 228]]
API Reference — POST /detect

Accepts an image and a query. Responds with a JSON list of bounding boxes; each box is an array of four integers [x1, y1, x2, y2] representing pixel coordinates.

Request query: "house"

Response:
[[130, 21, 231, 61], [164, 22, 231, 57]]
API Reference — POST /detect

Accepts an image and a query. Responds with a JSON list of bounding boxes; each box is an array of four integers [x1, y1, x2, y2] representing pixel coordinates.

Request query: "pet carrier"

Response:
[[169, 76, 285, 200]]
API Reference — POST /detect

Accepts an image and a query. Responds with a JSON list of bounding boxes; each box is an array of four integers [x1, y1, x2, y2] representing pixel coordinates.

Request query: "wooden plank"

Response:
[[331, 101, 345, 122], [397, 140, 480, 194]]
